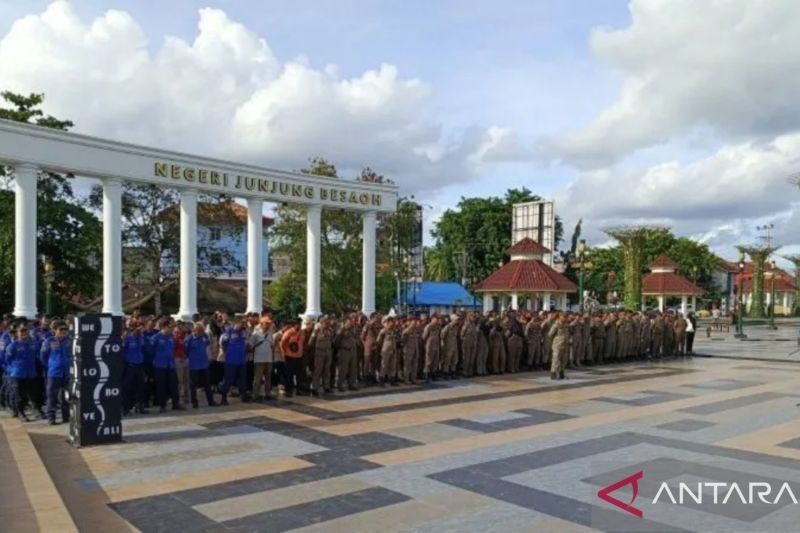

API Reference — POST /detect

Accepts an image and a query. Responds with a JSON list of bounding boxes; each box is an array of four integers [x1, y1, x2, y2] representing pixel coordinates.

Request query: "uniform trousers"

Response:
[[154, 367, 180, 409], [189, 369, 214, 407], [122, 363, 146, 412], [46, 376, 70, 423], [219, 363, 248, 399]]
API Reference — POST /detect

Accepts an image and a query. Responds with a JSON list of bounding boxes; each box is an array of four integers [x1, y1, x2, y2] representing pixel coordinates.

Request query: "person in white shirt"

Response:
[[249, 314, 277, 401], [685, 312, 697, 354]]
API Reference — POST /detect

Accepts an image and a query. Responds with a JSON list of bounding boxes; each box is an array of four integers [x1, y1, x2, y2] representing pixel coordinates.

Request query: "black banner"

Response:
[[69, 314, 123, 446]]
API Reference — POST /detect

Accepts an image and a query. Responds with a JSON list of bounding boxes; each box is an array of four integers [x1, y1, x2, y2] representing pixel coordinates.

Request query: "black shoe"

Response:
[[48, 419, 57, 426], [559, 371, 565, 380], [390, 380, 400, 387], [379, 378, 387, 388], [324, 388, 334, 394], [348, 385, 359, 391], [220, 398, 229, 406], [192, 403, 199, 409], [159, 407, 167, 413], [311, 390, 320, 397], [137, 407, 150, 415], [173, 405, 187, 411], [550, 372, 557, 380], [208, 402, 218, 407]]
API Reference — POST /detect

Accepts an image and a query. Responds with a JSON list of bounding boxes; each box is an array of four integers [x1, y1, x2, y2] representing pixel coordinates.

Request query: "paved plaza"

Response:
[[4, 355, 800, 532], [694, 322, 800, 362]]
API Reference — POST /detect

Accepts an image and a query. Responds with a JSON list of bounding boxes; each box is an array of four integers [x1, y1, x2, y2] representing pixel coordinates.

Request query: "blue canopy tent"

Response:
[[398, 281, 480, 314]]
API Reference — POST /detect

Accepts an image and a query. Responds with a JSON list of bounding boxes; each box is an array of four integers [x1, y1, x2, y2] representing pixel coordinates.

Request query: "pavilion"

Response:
[[474, 238, 577, 312], [642, 255, 703, 314]]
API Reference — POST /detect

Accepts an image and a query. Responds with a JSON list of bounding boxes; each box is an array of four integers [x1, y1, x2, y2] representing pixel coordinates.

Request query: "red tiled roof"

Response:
[[642, 272, 703, 295], [505, 237, 551, 255], [742, 277, 797, 293], [649, 255, 679, 269], [474, 259, 577, 293]]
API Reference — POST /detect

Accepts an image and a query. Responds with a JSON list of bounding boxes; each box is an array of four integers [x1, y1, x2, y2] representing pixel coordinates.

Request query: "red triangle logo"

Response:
[[597, 470, 644, 518]]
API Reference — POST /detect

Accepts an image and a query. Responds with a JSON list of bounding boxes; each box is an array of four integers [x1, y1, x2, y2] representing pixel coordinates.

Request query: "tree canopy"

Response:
[[428, 188, 564, 286], [0, 91, 101, 314], [267, 158, 417, 317], [586, 228, 722, 308]]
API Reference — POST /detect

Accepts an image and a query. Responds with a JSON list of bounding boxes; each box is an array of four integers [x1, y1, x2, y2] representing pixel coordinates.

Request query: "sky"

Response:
[[0, 0, 798, 264]]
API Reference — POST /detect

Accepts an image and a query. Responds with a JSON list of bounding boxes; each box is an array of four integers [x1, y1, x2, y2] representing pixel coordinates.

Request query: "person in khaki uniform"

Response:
[[549, 314, 570, 380], [663, 314, 675, 356], [673, 313, 687, 356], [376, 317, 399, 386], [505, 311, 524, 373], [581, 314, 593, 365], [361, 315, 380, 383], [651, 314, 664, 358], [459, 312, 479, 377], [334, 315, 359, 391], [617, 314, 632, 361], [421, 315, 441, 382], [524, 317, 543, 368], [440, 315, 460, 379], [401, 317, 421, 384], [541, 313, 554, 366], [308, 318, 334, 396], [489, 317, 506, 374], [640, 314, 652, 359], [569, 316, 583, 368], [476, 315, 490, 376], [604, 314, 617, 362], [591, 314, 605, 364]]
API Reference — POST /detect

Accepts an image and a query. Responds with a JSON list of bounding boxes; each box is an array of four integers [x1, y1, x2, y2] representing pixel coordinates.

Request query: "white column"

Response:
[[361, 210, 377, 316], [176, 189, 198, 322], [691, 296, 697, 312], [543, 292, 551, 311], [13, 164, 38, 318], [510, 292, 519, 310], [560, 293, 568, 310], [246, 198, 264, 314], [482, 294, 492, 313], [783, 292, 789, 315], [304, 204, 322, 319], [680, 295, 688, 316], [101, 178, 123, 316], [658, 295, 665, 312]]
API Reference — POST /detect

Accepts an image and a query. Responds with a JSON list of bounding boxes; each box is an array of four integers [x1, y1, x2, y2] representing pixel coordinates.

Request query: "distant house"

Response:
[[399, 281, 480, 315], [162, 201, 273, 280]]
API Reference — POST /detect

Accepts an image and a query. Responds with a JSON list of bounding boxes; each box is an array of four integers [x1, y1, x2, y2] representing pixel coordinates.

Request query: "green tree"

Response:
[[87, 184, 243, 315], [591, 228, 721, 309], [268, 157, 419, 316], [429, 188, 563, 285], [0, 91, 101, 314]]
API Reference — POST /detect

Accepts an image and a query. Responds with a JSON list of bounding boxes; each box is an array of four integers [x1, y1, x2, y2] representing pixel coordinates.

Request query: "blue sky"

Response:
[[1, 1, 798, 259]]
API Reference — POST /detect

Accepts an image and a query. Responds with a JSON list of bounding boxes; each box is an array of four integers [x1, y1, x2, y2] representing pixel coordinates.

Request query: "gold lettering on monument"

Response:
[[152, 161, 383, 207]]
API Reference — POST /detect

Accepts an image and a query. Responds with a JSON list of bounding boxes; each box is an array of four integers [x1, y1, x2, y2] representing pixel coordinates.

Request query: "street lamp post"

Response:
[[767, 260, 777, 330], [577, 239, 586, 312], [735, 251, 747, 339], [42, 256, 55, 316]]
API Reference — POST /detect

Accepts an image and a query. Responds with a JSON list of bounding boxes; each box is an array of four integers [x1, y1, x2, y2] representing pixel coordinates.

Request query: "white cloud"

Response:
[[550, 0, 800, 168], [0, 1, 523, 193]]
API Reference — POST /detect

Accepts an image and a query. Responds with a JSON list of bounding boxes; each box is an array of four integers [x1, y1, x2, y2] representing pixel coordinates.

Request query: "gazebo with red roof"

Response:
[[474, 238, 577, 312], [642, 255, 703, 314]]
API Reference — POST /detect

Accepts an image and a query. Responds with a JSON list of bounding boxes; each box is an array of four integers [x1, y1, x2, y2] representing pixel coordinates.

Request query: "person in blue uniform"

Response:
[[0, 321, 11, 409], [185, 322, 216, 408], [39, 320, 72, 425], [5, 323, 40, 420], [149, 320, 185, 413], [218, 319, 250, 405], [122, 321, 149, 415]]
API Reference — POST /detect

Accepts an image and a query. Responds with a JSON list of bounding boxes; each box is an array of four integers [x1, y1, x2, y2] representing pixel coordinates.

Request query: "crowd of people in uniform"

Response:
[[0, 307, 698, 422]]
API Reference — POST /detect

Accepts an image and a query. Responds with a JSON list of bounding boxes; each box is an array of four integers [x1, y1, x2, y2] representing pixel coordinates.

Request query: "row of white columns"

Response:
[[483, 292, 571, 313], [11, 165, 378, 319]]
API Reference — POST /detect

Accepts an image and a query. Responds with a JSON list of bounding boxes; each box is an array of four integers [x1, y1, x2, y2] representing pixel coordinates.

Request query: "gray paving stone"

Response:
[[655, 419, 717, 432]]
